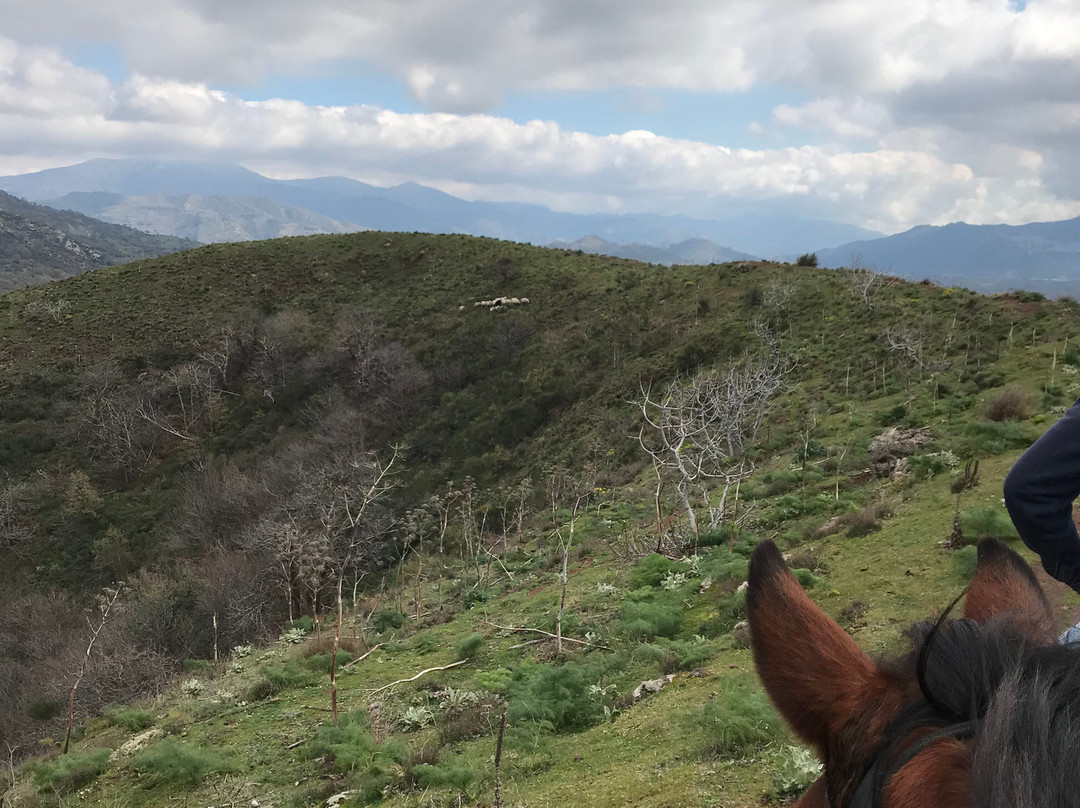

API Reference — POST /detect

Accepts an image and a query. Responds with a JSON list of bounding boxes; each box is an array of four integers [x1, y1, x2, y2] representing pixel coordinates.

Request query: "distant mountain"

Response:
[[0, 190, 197, 292], [550, 235, 756, 265], [816, 218, 1080, 296], [49, 192, 361, 243], [0, 158, 880, 256]]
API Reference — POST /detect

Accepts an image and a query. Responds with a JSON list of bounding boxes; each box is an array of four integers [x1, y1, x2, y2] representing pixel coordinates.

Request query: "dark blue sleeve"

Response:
[[1003, 397, 1080, 593]]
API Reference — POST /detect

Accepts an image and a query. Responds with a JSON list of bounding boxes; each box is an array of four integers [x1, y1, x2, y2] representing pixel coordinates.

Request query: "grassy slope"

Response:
[[4, 233, 1080, 807]]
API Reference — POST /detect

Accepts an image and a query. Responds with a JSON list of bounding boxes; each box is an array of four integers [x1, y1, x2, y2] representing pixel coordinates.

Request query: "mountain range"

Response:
[[50, 192, 360, 243], [0, 158, 877, 258], [4, 157, 1080, 295], [0, 189, 197, 292], [549, 235, 756, 265], [816, 218, 1080, 296]]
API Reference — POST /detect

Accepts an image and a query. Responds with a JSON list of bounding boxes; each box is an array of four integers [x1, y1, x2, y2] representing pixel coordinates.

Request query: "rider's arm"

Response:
[[1003, 397, 1080, 593]]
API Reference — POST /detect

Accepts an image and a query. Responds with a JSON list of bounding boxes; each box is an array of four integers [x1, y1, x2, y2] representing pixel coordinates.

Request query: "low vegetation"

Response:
[[2, 231, 1078, 808]]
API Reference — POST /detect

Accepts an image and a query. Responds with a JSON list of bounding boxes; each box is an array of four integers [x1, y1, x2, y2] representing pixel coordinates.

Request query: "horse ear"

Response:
[[747, 540, 880, 752], [962, 538, 1055, 644]]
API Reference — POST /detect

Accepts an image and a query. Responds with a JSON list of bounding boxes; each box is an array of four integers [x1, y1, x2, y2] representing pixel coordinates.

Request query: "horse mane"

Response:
[[881, 615, 1080, 808]]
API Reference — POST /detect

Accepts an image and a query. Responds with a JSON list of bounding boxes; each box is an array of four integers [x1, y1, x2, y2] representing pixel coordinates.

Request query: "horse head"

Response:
[[747, 538, 1060, 808]]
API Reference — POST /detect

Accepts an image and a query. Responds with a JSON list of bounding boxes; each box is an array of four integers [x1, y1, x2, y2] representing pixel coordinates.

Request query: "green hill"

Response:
[[1, 232, 1078, 808]]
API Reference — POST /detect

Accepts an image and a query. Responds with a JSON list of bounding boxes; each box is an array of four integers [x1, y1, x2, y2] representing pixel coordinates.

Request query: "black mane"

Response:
[[865, 617, 1080, 807]]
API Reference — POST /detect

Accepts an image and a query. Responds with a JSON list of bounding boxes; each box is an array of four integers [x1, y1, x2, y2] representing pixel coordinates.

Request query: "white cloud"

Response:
[[0, 0, 1078, 230]]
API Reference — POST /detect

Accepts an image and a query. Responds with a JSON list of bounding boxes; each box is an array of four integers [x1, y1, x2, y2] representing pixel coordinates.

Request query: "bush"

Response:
[[26, 698, 64, 722], [313, 714, 408, 801], [771, 746, 823, 798], [637, 639, 715, 673], [133, 740, 233, 786], [372, 608, 407, 633], [694, 676, 785, 757], [454, 632, 484, 661], [304, 650, 356, 673], [413, 762, 475, 791], [286, 615, 315, 634], [961, 506, 1019, 542], [986, 386, 1033, 421], [620, 601, 684, 640], [629, 554, 680, 588], [846, 502, 891, 538], [247, 660, 317, 700], [310, 710, 375, 773], [182, 658, 212, 672], [507, 662, 602, 731], [28, 748, 111, 793], [103, 704, 154, 732], [953, 545, 979, 579], [795, 253, 818, 267]]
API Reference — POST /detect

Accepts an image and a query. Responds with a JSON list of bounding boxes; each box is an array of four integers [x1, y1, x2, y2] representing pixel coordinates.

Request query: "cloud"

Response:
[[0, 0, 1078, 230]]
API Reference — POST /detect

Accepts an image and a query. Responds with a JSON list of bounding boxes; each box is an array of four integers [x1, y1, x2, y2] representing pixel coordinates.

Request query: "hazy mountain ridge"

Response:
[[0, 190, 198, 292], [49, 191, 363, 242], [817, 217, 1080, 296], [0, 158, 881, 256], [549, 234, 757, 264]]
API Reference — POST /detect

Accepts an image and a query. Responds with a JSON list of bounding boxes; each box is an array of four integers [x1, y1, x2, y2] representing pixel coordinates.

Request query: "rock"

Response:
[[868, 427, 933, 477], [732, 621, 751, 649], [632, 674, 676, 701], [109, 728, 164, 761], [326, 791, 360, 807], [736, 580, 749, 594]]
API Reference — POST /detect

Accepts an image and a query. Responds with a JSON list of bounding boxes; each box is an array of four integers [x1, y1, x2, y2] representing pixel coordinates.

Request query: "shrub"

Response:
[[846, 502, 891, 538], [286, 615, 315, 634], [310, 710, 375, 773], [953, 545, 979, 579], [304, 650, 356, 673], [960, 506, 1019, 542], [795, 253, 818, 267], [182, 658, 212, 672], [413, 762, 475, 790], [133, 740, 233, 786], [791, 568, 819, 589], [26, 698, 64, 722], [438, 701, 494, 745], [761, 469, 800, 496], [311, 713, 407, 800], [694, 676, 785, 757], [771, 746, 823, 798], [629, 554, 679, 588], [372, 608, 407, 633], [620, 601, 683, 640], [247, 660, 317, 700], [637, 639, 716, 673], [475, 667, 514, 694], [986, 386, 1033, 421], [507, 662, 602, 731], [454, 632, 484, 661], [103, 705, 154, 732], [28, 748, 110, 793]]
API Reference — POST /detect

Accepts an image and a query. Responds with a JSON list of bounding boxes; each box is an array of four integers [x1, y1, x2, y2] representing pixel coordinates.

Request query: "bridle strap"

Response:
[[841, 718, 979, 808]]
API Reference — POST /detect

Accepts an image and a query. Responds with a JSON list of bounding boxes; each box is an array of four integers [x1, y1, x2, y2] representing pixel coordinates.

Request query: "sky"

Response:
[[1, 0, 1079, 233]]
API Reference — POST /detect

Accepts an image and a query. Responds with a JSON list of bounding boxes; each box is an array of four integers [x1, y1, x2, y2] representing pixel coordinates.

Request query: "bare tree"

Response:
[[547, 466, 593, 655], [64, 584, 123, 754], [635, 341, 790, 544], [847, 260, 885, 311], [326, 444, 403, 727]]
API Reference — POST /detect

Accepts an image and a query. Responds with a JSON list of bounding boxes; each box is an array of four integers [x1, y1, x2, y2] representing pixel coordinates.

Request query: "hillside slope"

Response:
[[2, 234, 1079, 808], [0, 190, 198, 291]]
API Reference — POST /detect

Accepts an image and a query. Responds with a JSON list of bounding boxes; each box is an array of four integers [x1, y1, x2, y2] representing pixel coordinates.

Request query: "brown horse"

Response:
[[747, 537, 1079, 808]]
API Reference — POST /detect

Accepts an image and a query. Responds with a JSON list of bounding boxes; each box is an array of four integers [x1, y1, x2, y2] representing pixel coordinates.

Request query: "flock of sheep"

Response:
[[459, 296, 532, 312]]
